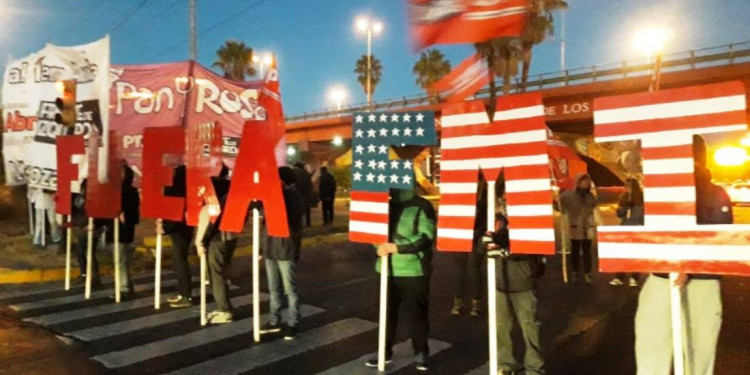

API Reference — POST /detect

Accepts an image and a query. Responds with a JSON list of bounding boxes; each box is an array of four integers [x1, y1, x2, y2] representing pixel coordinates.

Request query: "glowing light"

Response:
[[372, 21, 384, 34], [714, 146, 748, 167], [263, 54, 273, 66], [252, 55, 259, 63], [632, 27, 672, 56], [287, 146, 296, 156], [355, 16, 369, 32], [332, 136, 343, 146], [328, 86, 347, 103], [55, 80, 65, 93], [741, 135, 750, 147]]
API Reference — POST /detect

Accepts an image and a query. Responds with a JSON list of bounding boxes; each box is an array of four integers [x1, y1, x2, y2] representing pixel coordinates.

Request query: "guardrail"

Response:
[[285, 41, 750, 123]]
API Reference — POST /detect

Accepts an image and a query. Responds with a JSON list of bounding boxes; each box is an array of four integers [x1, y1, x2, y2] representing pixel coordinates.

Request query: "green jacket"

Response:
[[375, 191, 437, 277]]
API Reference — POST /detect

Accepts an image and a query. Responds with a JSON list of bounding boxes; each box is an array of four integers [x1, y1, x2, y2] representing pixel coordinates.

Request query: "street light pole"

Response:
[[650, 53, 663, 92], [367, 27, 372, 107], [189, 0, 197, 61]]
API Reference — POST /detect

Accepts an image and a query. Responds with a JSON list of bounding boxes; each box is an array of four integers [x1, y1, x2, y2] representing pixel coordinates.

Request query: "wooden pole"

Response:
[[154, 232, 163, 309], [200, 252, 207, 326], [377, 254, 389, 371], [486, 181, 498, 375], [84, 218, 94, 299], [670, 273, 686, 375], [114, 218, 121, 303], [252, 171, 261, 342], [64, 215, 72, 290]]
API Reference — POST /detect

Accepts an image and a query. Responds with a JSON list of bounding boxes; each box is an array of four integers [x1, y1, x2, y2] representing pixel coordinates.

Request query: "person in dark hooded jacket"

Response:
[[106, 165, 140, 299], [72, 179, 108, 286], [560, 173, 597, 284]]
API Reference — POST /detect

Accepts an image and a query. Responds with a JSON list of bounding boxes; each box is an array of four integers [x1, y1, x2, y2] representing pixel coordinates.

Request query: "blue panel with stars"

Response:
[[351, 111, 438, 192]]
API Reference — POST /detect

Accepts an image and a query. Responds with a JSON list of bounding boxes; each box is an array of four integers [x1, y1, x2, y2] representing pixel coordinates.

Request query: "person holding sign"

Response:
[[106, 165, 140, 300], [560, 174, 597, 285], [261, 166, 305, 339], [485, 212, 546, 375], [609, 178, 643, 287], [72, 180, 106, 287], [634, 137, 730, 375], [365, 188, 436, 372]]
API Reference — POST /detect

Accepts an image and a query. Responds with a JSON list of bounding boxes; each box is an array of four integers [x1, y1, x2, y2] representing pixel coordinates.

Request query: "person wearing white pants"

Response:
[[29, 188, 61, 246]]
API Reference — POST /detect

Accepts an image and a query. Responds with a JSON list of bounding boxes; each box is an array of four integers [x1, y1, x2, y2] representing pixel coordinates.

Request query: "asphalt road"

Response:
[[1, 233, 749, 375]]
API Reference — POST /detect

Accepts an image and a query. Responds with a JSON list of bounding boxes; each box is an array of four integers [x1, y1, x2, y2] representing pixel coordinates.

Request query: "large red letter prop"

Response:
[[437, 93, 555, 254], [220, 122, 287, 235], [85, 131, 122, 218], [594, 81, 750, 275], [185, 122, 224, 226], [55, 136, 85, 215], [141, 127, 185, 221]]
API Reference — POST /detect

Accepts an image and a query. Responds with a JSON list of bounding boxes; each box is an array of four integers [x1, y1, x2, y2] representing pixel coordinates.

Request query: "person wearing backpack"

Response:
[[485, 213, 546, 375], [364, 188, 437, 372], [634, 135, 731, 375]]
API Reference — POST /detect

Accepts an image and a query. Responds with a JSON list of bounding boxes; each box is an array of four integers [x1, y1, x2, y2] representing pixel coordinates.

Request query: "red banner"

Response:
[[55, 136, 86, 216], [430, 54, 489, 104]]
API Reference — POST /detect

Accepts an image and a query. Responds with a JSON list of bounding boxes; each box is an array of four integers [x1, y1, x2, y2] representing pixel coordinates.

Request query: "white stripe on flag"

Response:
[[441, 112, 489, 128], [598, 224, 750, 233], [599, 242, 750, 262], [594, 95, 746, 125], [595, 124, 747, 145], [506, 178, 551, 193], [439, 183, 478, 194], [441, 130, 547, 150], [438, 205, 476, 217], [350, 221, 389, 235], [438, 228, 474, 240], [644, 215, 697, 227], [440, 154, 548, 171], [644, 187, 696, 202], [643, 158, 694, 174], [441, 105, 543, 128], [506, 205, 553, 217], [509, 229, 555, 242], [350, 200, 388, 214]]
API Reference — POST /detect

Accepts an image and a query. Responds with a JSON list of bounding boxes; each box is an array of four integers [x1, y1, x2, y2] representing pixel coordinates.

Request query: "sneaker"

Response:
[[415, 352, 430, 371], [262, 322, 282, 333], [284, 325, 298, 340], [208, 311, 233, 324], [629, 278, 639, 287], [169, 295, 193, 308], [470, 299, 482, 317], [167, 294, 184, 304], [365, 356, 393, 367], [609, 278, 624, 286], [450, 298, 463, 316], [206, 310, 220, 320], [584, 274, 593, 285]]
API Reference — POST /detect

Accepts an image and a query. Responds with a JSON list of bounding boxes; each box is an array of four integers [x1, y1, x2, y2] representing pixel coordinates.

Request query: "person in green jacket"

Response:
[[486, 213, 546, 375], [365, 188, 436, 372]]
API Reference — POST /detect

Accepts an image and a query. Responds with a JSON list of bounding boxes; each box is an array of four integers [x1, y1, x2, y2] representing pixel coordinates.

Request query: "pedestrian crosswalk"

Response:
[[1, 275, 456, 375]]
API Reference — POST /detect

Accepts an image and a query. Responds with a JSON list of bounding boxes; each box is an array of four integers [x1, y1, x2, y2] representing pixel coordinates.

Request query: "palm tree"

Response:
[[412, 49, 451, 95], [519, 0, 568, 91], [213, 40, 256, 81], [354, 54, 383, 98], [474, 37, 521, 117]]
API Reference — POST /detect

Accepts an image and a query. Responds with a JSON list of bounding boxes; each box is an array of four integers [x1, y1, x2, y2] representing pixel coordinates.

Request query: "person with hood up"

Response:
[[609, 178, 643, 287], [560, 173, 598, 284], [364, 188, 436, 372], [107, 165, 140, 300], [318, 166, 337, 225]]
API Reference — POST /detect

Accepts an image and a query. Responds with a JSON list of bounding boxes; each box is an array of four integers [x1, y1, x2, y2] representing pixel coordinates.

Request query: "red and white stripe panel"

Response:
[[594, 81, 750, 275], [349, 191, 390, 244], [437, 93, 555, 254]]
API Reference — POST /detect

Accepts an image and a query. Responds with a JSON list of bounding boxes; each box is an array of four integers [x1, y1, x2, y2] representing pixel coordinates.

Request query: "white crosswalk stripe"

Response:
[[0, 271, 172, 301], [316, 338, 451, 375], [161, 318, 379, 375], [67, 292, 266, 341], [24, 282, 240, 325]]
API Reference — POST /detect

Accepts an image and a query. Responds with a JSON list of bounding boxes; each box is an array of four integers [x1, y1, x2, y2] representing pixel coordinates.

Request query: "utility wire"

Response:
[[151, 0, 270, 60], [107, 0, 151, 34]]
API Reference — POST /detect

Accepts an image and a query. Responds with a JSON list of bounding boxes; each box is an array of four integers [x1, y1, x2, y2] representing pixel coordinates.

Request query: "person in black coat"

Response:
[[73, 179, 108, 287], [318, 166, 337, 225], [107, 165, 140, 299], [293, 162, 314, 227]]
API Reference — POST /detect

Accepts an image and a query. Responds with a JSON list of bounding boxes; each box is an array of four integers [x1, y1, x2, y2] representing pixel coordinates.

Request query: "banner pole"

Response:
[[41, 207, 46, 247], [378, 254, 389, 371], [154, 231, 163, 309], [200, 251, 207, 326], [561, 213, 569, 284], [65, 215, 72, 290], [85, 218, 94, 299], [670, 272, 686, 375], [114, 218, 121, 303], [486, 181, 498, 375], [252, 207, 261, 342], [28, 201, 33, 235]]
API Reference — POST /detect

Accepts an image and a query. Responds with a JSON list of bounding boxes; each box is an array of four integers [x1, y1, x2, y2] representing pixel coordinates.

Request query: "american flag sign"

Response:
[[437, 93, 555, 255], [349, 112, 438, 243], [594, 81, 750, 276]]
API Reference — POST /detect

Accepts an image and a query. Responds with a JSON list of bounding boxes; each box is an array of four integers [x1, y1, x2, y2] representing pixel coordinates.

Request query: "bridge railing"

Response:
[[285, 41, 750, 123]]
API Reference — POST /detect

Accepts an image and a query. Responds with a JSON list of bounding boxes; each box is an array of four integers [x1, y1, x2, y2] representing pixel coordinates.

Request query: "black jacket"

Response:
[[162, 166, 191, 236], [261, 185, 305, 261], [107, 167, 140, 244], [492, 216, 545, 293], [293, 167, 314, 206], [319, 171, 337, 200]]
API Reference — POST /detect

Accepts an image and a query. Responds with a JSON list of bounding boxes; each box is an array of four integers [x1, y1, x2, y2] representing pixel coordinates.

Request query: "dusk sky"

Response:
[[2, 0, 750, 116]]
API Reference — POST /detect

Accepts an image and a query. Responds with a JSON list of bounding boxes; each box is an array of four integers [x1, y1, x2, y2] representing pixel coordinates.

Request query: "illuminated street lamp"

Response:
[[332, 135, 343, 146], [355, 15, 383, 107], [253, 53, 274, 78], [714, 146, 748, 167], [633, 27, 671, 91], [328, 86, 347, 112], [741, 134, 750, 147], [286, 146, 296, 157]]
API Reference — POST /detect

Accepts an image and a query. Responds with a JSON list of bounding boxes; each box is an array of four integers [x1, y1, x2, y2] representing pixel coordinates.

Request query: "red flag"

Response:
[[409, 0, 529, 49], [430, 54, 489, 104]]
